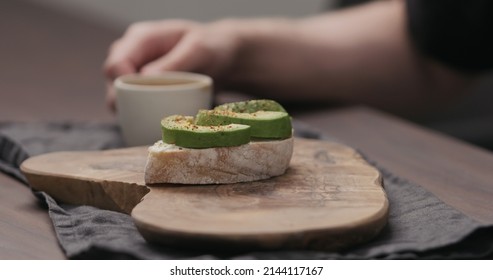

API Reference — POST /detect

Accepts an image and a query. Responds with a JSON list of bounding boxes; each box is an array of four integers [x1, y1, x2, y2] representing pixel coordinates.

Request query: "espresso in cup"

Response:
[[114, 72, 213, 146], [122, 78, 198, 86]]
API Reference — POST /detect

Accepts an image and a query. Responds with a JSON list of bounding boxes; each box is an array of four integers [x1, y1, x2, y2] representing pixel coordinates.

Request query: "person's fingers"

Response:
[[103, 21, 196, 80], [104, 57, 136, 81], [105, 81, 117, 113], [103, 20, 199, 111], [140, 31, 212, 75], [103, 51, 136, 112]]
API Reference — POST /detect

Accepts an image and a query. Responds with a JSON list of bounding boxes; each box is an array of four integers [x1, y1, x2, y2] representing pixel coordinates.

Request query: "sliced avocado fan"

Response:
[[161, 115, 251, 148], [160, 99, 292, 148], [195, 109, 292, 139]]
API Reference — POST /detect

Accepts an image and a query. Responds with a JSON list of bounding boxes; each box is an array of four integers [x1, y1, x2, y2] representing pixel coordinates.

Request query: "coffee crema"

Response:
[[123, 78, 196, 86]]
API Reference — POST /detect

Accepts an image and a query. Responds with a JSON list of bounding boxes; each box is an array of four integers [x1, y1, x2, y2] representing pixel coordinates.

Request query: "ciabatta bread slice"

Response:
[[144, 137, 293, 184]]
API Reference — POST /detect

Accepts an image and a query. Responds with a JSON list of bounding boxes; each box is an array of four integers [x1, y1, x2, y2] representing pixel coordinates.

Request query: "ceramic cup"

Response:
[[114, 72, 213, 146]]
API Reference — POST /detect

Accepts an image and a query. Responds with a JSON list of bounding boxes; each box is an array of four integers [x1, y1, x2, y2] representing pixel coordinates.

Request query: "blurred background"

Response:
[[0, 0, 328, 124], [1, 0, 492, 150], [28, 0, 330, 28]]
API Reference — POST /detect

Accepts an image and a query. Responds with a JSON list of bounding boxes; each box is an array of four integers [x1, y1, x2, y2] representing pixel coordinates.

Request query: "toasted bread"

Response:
[[144, 137, 293, 184]]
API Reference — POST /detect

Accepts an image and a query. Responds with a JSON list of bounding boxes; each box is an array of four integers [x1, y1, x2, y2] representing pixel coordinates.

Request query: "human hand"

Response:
[[104, 2, 475, 116], [103, 19, 242, 111]]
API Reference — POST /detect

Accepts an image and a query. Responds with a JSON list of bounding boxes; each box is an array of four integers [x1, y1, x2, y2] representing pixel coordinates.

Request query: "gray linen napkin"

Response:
[[1, 121, 492, 259]]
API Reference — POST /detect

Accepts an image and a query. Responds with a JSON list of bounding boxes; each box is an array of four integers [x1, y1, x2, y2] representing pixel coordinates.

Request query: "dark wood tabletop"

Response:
[[1, 0, 493, 260]]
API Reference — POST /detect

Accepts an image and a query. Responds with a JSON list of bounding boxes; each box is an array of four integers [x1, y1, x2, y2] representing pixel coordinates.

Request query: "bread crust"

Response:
[[144, 137, 293, 184]]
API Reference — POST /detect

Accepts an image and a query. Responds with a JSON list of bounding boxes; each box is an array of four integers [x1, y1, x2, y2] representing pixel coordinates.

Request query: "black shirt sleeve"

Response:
[[406, 0, 493, 73]]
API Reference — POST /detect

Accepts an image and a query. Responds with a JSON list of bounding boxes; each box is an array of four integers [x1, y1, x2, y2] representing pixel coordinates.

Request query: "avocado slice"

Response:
[[161, 115, 251, 148], [195, 110, 292, 139], [214, 99, 287, 113]]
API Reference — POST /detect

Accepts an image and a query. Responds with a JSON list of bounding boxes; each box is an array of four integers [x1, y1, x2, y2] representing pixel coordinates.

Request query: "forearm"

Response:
[[225, 0, 473, 115]]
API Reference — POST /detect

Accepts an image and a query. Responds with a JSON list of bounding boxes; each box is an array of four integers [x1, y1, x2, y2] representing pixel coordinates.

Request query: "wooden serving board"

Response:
[[21, 138, 388, 251]]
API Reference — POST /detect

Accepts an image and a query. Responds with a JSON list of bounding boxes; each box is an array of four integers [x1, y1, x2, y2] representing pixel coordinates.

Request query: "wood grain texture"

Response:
[[295, 107, 493, 224], [21, 138, 388, 251], [21, 147, 149, 215]]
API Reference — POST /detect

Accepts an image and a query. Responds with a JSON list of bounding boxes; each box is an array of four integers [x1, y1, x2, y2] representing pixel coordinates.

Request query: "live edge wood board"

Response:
[[21, 138, 388, 251]]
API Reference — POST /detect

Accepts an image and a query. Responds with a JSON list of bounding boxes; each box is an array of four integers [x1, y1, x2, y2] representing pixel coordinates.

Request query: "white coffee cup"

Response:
[[114, 72, 213, 146]]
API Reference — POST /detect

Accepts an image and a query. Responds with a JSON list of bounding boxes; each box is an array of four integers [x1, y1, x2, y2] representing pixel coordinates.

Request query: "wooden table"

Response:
[[2, 106, 493, 259]]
